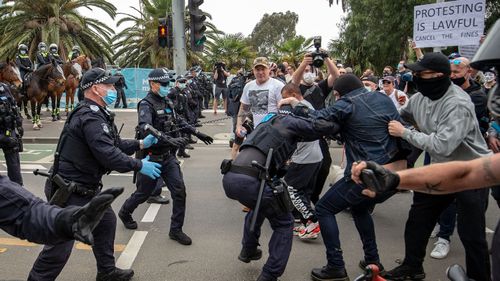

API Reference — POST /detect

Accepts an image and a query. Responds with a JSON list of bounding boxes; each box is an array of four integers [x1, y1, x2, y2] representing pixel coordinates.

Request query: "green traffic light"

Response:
[[195, 36, 206, 46]]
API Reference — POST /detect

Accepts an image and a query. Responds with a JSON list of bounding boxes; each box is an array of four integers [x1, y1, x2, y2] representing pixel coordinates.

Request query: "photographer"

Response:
[[292, 40, 339, 205], [213, 62, 230, 115]]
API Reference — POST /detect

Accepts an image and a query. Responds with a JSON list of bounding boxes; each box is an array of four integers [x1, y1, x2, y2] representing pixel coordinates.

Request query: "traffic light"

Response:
[[157, 17, 172, 48], [188, 0, 207, 52]]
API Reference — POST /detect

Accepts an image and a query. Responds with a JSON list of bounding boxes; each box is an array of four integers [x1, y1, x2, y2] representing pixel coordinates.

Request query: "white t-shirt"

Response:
[[380, 89, 408, 110], [240, 77, 284, 126], [290, 99, 323, 164]]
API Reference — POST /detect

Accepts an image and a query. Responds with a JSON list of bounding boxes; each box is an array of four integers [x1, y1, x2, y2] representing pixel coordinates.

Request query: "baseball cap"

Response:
[[404, 52, 451, 76], [361, 75, 379, 85], [253, 57, 269, 69], [382, 76, 395, 83], [148, 68, 172, 84], [81, 68, 119, 90]]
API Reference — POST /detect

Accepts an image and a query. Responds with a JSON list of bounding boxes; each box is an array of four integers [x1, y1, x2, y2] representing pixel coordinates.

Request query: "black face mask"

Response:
[[451, 76, 466, 86], [383, 71, 391, 76], [413, 75, 451, 101]]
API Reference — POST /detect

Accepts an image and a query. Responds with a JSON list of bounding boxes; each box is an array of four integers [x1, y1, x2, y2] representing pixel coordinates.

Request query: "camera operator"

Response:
[[213, 62, 230, 115], [292, 45, 339, 205]]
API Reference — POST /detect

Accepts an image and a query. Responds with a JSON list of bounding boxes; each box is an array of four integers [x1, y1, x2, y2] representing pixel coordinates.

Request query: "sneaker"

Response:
[[385, 264, 425, 281], [238, 247, 262, 263], [299, 221, 320, 240], [118, 210, 137, 230], [293, 224, 305, 236], [96, 267, 134, 281], [311, 266, 349, 281], [169, 230, 192, 245], [430, 224, 440, 238], [430, 238, 450, 259], [359, 260, 386, 275]]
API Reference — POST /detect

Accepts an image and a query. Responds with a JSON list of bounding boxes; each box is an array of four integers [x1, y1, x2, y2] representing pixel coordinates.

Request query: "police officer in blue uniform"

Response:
[[35, 42, 50, 68], [0, 174, 123, 246], [28, 68, 162, 281], [15, 44, 33, 87], [221, 83, 340, 281], [0, 83, 23, 185], [119, 68, 213, 245]]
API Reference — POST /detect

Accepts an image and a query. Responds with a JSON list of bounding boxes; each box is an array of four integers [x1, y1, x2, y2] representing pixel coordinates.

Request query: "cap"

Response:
[[176, 75, 187, 82], [333, 74, 364, 96], [148, 68, 171, 83], [361, 75, 379, 85], [405, 52, 451, 76], [81, 68, 119, 90], [253, 57, 269, 69], [382, 76, 395, 83]]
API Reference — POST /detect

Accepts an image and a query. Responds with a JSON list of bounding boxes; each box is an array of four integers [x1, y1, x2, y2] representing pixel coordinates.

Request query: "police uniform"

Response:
[[15, 46, 33, 85], [0, 83, 23, 185], [119, 68, 213, 245], [222, 110, 339, 281], [168, 77, 192, 157], [36, 50, 50, 69], [28, 68, 149, 281]]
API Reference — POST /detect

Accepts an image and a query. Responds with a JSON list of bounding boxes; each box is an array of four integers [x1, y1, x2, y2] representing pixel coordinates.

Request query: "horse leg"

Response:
[[51, 94, 57, 122], [24, 97, 31, 119], [37, 101, 43, 128], [65, 90, 70, 115], [56, 94, 61, 120], [31, 99, 39, 130]]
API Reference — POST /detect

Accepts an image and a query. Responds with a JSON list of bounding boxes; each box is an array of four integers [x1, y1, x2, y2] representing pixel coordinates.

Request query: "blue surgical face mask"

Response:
[[178, 83, 186, 90], [98, 87, 117, 105], [159, 85, 170, 97]]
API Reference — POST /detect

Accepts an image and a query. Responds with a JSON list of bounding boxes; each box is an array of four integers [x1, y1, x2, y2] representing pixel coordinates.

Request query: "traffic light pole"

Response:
[[172, 0, 187, 76]]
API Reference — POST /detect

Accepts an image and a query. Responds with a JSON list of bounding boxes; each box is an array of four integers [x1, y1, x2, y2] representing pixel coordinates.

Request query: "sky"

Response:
[[89, 0, 346, 45]]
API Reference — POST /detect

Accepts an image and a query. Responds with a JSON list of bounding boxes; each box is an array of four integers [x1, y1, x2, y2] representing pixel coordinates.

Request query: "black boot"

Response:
[[359, 260, 385, 275], [385, 264, 425, 281], [118, 209, 137, 230], [185, 144, 194, 150], [238, 247, 262, 263], [147, 195, 170, 204], [169, 230, 192, 245], [311, 266, 349, 281], [96, 267, 134, 281], [177, 150, 190, 158], [256, 272, 277, 281]]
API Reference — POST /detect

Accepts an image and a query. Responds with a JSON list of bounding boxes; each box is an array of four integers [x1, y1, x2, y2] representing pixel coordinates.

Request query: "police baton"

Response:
[[250, 148, 273, 233]]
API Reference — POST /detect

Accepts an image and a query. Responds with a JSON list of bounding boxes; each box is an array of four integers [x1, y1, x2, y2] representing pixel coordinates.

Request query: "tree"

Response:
[[486, 0, 500, 32], [0, 0, 116, 62], [249, 11, 298, 57], [201, 33, 255, 72], [275, 36, 313, 67]]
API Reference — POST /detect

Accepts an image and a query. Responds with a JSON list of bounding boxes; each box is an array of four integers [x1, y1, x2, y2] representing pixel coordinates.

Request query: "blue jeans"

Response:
[[316, 177, 395, 269]]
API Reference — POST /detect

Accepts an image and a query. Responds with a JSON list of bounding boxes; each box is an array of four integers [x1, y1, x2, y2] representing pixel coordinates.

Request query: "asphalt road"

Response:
[[0, 109, 498, 281]]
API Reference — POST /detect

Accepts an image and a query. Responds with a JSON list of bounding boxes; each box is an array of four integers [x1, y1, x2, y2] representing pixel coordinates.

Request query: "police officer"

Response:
[[119, 68, 213, 245], [113, 67, 128, 109], [28, 68, 162, 281], [15, 44, 33, 87], [0, 83, 23, 185], [0, 174, 123, 247], [190, 66, 206, 118], [48, 43, 63, 65], [68, 45, 81, 61], [222, 83, 340, 281], [168, 75, 192, 158], [35, 42, 50, 68]]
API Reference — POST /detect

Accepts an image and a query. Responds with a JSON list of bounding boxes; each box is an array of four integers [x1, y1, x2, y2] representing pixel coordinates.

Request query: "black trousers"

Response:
[[311, 138, 332, 204], [2, 146, 22, 186], [403, 189, 491, 281], [114, 87, 127, 108]]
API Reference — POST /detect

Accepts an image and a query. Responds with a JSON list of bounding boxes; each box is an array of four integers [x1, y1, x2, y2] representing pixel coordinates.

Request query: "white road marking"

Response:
[[141, 204, 161, 223], [486, 227, 494, 234], [18, 164, 47, 170], [116, 231, 148, 269], [34, 155, 54, 163]]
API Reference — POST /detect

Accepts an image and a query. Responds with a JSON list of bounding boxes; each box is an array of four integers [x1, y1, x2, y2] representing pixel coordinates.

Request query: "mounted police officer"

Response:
[[0, 83, 23, 185], [119, 68, 213, 245], [15, 44, 33, 87], [48, 43, 63, 65], [221, 83, 340, 281], [35, 42, 50, 68], [28, 68, 162, 281], [68, 45, 81, 62]]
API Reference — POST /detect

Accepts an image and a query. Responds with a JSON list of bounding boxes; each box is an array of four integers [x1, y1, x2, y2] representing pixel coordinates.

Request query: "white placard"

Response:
[[413, 0, 485, 48], [458, 45, 480, 60]]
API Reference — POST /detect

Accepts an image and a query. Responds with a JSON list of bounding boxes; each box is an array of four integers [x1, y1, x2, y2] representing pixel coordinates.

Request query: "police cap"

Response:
[[81, 68, 119, 90], [148, 68, 172, 84]]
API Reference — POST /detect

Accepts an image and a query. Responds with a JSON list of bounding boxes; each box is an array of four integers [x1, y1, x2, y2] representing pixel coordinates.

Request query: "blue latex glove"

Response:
[[142, 134, 158, 149], [139, 156, 162, 179]]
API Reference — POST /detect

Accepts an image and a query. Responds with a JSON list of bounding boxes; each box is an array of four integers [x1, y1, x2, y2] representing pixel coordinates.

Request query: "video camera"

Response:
[[309, 36, 328, 68], [214, 62, 226, 71]]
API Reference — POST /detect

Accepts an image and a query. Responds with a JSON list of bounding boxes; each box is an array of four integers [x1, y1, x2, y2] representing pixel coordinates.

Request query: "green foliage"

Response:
[[0, 0, 116, 62], [275, 36, 313, 67], [201, 33, 255, 72], [249, 11, 298, 57], [486, 0, 500, 31]]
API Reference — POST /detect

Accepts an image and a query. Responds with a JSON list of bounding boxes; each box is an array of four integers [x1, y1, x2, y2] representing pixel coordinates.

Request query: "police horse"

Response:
[[64, 55, 91, 115], [0, 59, 22, 88], [26, 60, 65, 129]]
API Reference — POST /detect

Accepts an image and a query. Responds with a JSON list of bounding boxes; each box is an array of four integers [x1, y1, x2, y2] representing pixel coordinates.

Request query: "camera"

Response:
[[309, 36, 328, 68], [215, 62, 226, 70]]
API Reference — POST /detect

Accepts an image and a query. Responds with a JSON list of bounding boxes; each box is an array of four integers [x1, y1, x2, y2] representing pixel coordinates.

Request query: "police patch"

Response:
[[101, 123, 110, 134], [140, 110, 145, 116], [90, 105, 99, 112]]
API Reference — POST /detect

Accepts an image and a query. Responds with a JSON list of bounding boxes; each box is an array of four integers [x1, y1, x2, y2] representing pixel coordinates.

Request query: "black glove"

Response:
[[17, 126, 24, 137], [195, 131, 213, 145], [165, 136, 188, 148], [360, 161, 400, 193]]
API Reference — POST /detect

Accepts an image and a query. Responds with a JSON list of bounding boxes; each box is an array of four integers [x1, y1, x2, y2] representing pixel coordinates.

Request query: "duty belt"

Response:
[[229, 164, 260, 179], [73, 182, 101, 197], [148, 152, 171, 162]]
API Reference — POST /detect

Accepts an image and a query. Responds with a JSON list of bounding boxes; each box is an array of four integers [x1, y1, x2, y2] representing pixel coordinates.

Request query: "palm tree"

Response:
[[0, 0, 116, 62], [113, 0, 221, 69], [201, 33, 255, 72], [275, 36, 313, 67]]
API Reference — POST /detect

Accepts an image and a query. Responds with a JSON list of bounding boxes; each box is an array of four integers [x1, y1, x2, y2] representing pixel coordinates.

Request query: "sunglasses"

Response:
[[449, 59, 463, 66], [382, 81, 392, 85]]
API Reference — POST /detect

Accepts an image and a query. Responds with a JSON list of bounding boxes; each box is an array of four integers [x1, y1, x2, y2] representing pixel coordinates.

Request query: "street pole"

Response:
[[172, 0, 187, 76]]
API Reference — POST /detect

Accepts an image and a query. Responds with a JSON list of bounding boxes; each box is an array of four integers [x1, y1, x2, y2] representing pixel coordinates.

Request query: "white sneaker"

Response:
[[430, 224, 440, 238], [293, 224, 305, 236], [299, 221, 320, 240], [430, 238, 450, 259]]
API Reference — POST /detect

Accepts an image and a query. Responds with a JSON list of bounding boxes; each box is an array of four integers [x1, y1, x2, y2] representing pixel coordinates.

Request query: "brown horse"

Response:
[[26, 60, 65, 129], [0, 59, 22, 88], [63, 55, 91, 115]]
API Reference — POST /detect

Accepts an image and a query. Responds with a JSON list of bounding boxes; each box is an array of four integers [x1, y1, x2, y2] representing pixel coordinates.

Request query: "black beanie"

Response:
[[333, 73, 364, 96]]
